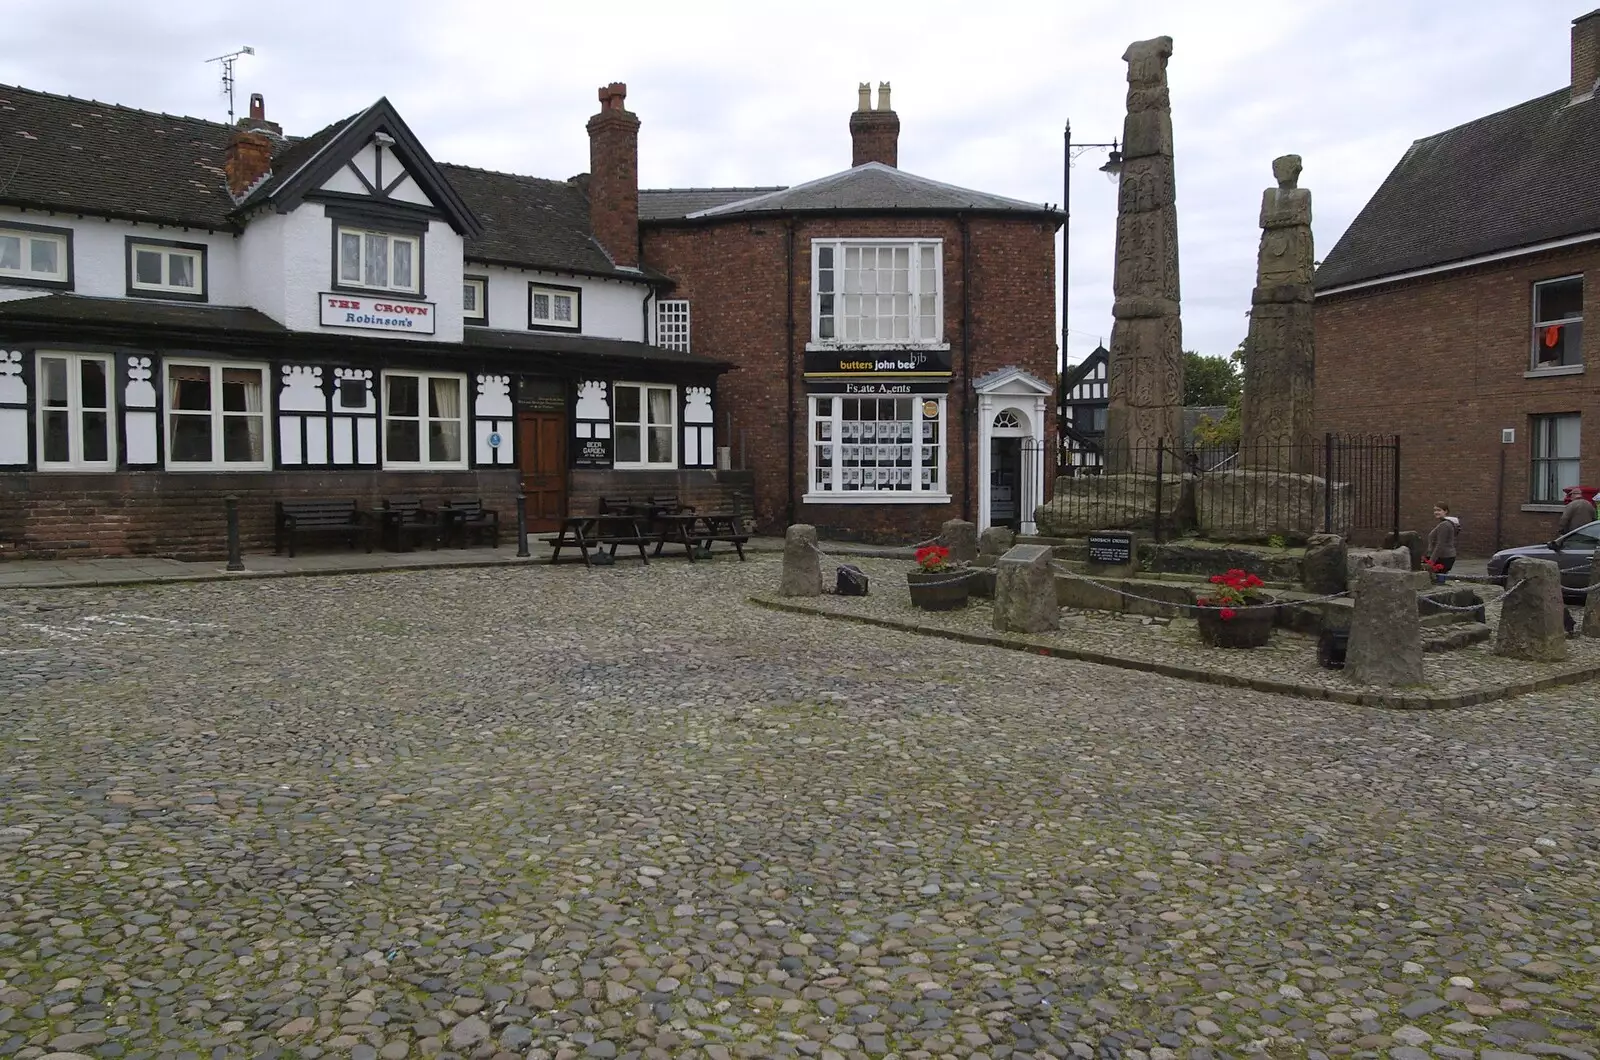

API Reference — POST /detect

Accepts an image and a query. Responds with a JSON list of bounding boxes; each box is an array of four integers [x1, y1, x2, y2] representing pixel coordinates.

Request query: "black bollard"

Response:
[[224, 495, 245, 571], [516, 492, 530, 558]]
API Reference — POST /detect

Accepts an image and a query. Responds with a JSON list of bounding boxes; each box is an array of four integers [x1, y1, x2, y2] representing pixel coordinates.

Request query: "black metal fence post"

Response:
[[516, 492, 530, 558], [1323, 432, 1334, 534], [224, 495, 244, 572], [1153, 439, 1165, 543], [1391, 434, 1403, 544]]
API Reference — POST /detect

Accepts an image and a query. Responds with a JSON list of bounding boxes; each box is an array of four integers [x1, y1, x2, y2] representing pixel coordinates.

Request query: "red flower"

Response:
[[915, 544, 951, 572], [1219, 607, 1237, 621]]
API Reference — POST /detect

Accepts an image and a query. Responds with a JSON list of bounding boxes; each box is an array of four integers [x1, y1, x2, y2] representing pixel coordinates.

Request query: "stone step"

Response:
[[1423, 622, 1492, 652]]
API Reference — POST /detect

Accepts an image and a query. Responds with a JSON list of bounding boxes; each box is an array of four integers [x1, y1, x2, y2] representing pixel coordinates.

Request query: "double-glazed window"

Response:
[[807, 394, 947, 499], [1532, 276, 1583, 370], [0, 224, 70, 287], [813, 240, 942, 344], [164, 361, 269, 470], [338, 227, 419, 293], [383, 371, 466, 469], [613, 383, 675, 468], [1530, 413, 1580, 503], [529, 283, 580, 330], [128, 240, 205, 299], [36, 352, 114, 470]]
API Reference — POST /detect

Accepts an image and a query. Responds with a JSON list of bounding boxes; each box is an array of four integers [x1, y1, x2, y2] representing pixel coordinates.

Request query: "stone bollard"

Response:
[[1391, 530, 1425, 571], [1345, 567, 1423, 686], [939, 519, 978, 563], [978, 526, 1016, 560], [1301, 533, 1347, 595], [1494, 557, 1567, 661], [780, 524, 822, 597], [993, 544, 1059, 633], [1585, 558, 1600, 638], [1346, 546, 1410, 585]]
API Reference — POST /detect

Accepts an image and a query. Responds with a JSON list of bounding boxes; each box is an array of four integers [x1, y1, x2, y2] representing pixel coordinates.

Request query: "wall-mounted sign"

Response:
[[319, 293, 437, 335], [808, 380, 948, 395], [573, 436, 612, 468], [804, 347, 953, 378], [1087, 531, 1135, 567], [517, 377, 567, 412], [488, 431, 503, 449]]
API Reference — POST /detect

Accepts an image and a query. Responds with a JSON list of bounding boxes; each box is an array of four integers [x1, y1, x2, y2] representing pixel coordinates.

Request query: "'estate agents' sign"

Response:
[[1086, 531, 1134, 567], [320, 293, 437, 335]]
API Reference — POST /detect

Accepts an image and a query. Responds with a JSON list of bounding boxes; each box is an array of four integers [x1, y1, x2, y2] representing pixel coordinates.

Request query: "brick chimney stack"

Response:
[[1574, 11, 1600, 102], [849, 81, 899, 168], [224, 93, 278, 199], [586, 82, 641, 268]]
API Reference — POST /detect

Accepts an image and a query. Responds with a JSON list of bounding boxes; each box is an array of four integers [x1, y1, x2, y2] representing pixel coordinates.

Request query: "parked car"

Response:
[[1486, 519, 1599, 603]]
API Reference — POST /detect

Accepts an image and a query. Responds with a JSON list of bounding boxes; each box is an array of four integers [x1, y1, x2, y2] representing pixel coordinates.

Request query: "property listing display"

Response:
[[811, 395, 942, 494]]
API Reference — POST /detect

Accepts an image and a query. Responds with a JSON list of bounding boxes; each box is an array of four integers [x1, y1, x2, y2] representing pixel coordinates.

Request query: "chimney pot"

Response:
[[249, 93, 265, 121], [1574, 10, 1600, 102], [876, 81, 892, 112], [586, 83, 641, 268], [857, 83, 872, 112], [848, 81, 899, 168]]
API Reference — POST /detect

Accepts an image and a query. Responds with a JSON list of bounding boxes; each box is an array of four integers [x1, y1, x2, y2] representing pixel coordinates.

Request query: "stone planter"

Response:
[[1195, 601, 1274, 648], [907, 570, 970, 611]]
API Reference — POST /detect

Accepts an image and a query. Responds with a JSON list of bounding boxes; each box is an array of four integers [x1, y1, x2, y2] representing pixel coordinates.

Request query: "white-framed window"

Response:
[[806, 393, 949, 502], [36, 351, 115, 470], [164, 360, 270, 470], [129, 241, 204, 298], [383, 370, 466, 469], [1532, 276, 1582, 370], [613, 382, 675, 468], [1531, 412, 1580, 503], [0, 225, 70, 285], [337, 227, 419, 293], [463, 276, 487, 324], [529, 283, 580, 330], [657, 300, 691, 352], [813, 239, 942, 345]]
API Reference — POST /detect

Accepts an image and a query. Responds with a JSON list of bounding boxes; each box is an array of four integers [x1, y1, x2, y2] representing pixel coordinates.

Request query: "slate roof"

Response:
[[639, 187, 784, 221], [461, 327, 730, 369], [1315, 88, 1600, 291], [440, 164, 627, 278], [682, 162, 1058, 220], [0, 292, 286, 333]]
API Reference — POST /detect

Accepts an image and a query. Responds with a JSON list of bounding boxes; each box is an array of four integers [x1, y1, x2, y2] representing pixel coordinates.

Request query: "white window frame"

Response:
[[35, 351, 116, 471], [811, 238, 944, 347], [337, 226, 420, 294], [1530, 412, 1581, 503], [612, 382, 677, 470], [381, 369, 468, 471], [0, 226, 70, 285], [1530, 275, 1583, 373], [528, 283, 580, 330], [162, 360, 272, 472], [656, 299, 691, 352], [462, 276, 487, 324], [803, 393, 951, 504], [129, 242, 205, 297]]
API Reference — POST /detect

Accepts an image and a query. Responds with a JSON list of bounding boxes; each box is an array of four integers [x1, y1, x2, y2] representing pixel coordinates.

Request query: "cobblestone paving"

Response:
[[1, 557, 1597, 1060]]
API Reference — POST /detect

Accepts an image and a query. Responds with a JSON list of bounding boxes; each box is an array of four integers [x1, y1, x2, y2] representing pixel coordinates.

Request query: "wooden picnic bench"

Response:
[[440, 497, 500, 549], [274, 499, 374, 558], [542, 514, 654, 567], [690, 511, 749, 561], [377, 496, 440, 552]]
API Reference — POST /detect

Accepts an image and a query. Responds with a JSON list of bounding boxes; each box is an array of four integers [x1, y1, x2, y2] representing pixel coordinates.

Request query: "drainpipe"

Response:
[[960, 213, 973, 523], [785, 218, 797, 527]]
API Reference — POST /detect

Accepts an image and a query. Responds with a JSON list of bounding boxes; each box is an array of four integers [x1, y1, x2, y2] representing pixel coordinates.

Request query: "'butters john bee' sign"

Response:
[[804, 347, 953, 377], [320, 293, 437, 335]]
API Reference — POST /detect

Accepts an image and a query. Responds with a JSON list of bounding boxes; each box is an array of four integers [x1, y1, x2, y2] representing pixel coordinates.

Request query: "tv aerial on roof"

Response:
[[205, 46, 255, 125]]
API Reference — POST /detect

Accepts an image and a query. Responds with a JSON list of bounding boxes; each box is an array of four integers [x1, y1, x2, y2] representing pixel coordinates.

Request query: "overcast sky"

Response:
[[1, 2, 1582, 366]]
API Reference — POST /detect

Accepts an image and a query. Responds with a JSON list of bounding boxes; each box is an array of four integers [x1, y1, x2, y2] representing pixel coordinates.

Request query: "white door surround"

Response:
[[973, 366, 1052, 534]]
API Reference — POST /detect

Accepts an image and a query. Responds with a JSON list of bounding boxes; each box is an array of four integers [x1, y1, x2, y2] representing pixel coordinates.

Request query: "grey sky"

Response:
[[1, 2, 1581, 366]]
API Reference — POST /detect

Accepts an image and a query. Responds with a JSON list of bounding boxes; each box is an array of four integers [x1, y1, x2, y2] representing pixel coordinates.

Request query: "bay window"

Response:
[[613, 383, 675, 468], [164, 361, 269, 470], [338, 227, 419, 294], [36, 352, 114, 470], [383, 371, 466, 469], [813, 240, 942, 344], [806, 394, 948, 502]]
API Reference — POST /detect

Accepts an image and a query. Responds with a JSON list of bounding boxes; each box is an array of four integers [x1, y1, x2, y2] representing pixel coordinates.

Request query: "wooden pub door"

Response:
[[518, 412, 567, 531]]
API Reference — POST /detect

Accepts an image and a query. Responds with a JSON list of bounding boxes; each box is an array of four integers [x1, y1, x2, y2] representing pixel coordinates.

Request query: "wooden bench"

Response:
[[647, 495, 695, 515], [274, 499, 374, 558], [691, 512, 750, 561], [542, 515, 654, 567], [378, 496, 440, 552], [440, 498, 500, 549]]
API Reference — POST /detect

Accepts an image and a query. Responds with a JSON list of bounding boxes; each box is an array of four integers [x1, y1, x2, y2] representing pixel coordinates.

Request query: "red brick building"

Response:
[[1314, 11, 1600, 555]]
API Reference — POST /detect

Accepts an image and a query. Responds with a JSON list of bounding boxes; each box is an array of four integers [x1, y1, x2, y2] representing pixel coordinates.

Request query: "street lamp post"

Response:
[[1059, 120, 1123, 458]]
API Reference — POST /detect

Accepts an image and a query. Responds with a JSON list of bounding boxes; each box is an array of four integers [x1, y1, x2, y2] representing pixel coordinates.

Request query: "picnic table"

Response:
[[542, 514, 654, 567]]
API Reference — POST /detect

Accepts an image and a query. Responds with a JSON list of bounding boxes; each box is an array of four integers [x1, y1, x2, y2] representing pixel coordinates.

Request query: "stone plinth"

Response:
[[1494, 558, 1567, 661], [1192, 470, 1348, 542], [939, 519, 978, 563], [1345, 567, 1423, 687], [978, 526, 1015, 559], [1301, 533, 1347, 595], [994, 544, 1059, 633], [1035, 473, 1186, 537], [780, 524, 822, 597]]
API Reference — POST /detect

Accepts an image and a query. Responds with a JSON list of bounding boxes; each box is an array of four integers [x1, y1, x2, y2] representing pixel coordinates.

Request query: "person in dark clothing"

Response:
[[1425, 503, 1458, 574], [1557, 487, 1597, 536]]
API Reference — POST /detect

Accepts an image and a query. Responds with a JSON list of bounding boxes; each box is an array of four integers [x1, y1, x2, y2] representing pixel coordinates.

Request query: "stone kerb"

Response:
[[780, 524, 822, 597], [939, 519, 978, 563], [1494, 557, 1567, 661], [1345, 566, 1423, 687], [994, 544, 1059, 633]]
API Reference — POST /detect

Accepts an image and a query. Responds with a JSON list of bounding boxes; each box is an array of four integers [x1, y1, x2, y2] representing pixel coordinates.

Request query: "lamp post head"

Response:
[[1099, 146, 1124, 184]]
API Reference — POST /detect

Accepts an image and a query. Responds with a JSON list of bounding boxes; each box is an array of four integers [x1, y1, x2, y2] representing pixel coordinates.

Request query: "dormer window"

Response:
[[337, 226, 420, 294]]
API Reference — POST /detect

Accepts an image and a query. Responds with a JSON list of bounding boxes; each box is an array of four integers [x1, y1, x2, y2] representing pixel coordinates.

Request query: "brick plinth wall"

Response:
[[568, 470, 755, 520], [1315, 243, 1600, 556], [0, 470, 519, 561]]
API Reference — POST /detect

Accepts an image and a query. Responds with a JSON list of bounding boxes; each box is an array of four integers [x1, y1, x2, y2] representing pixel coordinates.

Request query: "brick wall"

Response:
[[1314, 244, 1600, 556], [0, 470, 519, 561], [643, 213, 1057, 544]]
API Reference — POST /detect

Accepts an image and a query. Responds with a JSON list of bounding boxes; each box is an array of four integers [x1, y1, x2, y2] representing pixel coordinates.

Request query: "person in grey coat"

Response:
[[1425, 502, 1458, 574], [1557, 486, 1597, 536]]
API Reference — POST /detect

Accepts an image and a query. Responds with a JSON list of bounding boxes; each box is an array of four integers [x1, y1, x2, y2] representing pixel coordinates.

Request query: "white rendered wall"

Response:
[[471, 264, 647, 341], [0, 207, 243, 304]]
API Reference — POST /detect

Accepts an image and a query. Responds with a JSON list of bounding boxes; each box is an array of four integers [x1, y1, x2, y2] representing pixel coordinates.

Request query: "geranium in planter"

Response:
[[907, 544, 970, 611], [1195, 568, 1274, 648]]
